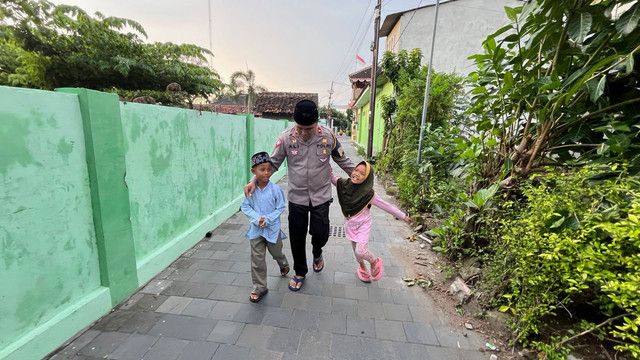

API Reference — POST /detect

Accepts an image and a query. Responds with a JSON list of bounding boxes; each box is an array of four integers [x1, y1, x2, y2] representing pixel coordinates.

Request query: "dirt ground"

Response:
[[389, 233, 528, 360]]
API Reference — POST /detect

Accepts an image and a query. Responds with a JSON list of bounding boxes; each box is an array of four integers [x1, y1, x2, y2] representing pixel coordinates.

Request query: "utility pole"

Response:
[[328, 81, 334, 130], [417, 0, 440, 164], [366, 0, 382, 158]]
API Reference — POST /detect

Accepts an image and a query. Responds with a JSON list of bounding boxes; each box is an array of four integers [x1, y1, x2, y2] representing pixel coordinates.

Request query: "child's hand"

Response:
[[258, 216, 266, 228], [403, 216, 412, 224]]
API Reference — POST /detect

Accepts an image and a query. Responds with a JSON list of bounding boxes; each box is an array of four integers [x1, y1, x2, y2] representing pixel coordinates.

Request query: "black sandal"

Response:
[[280, 265, 290, 277], [313, 255, 324, 273], [249, 289, 268, 303]]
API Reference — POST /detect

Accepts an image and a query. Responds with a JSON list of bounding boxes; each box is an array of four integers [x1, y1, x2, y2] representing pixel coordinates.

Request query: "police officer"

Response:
[[244, 99, 355, 291]]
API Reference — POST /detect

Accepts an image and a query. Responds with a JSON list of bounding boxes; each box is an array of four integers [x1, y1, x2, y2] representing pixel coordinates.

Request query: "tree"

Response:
[[228, 69, 267, 112], [0, 0, 223, 104]]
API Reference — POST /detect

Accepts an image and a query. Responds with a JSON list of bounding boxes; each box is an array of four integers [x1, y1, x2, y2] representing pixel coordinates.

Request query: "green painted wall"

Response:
[[355, 82, 392, 156], [0, 85, 287, 359], [0, 86, 111, 359], [121, 105, 246, 265]]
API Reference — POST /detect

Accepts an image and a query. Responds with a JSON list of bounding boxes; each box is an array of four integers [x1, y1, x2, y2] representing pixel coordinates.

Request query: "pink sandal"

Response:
[[371, 258, 384, 281], [357, 268, 372, 283]]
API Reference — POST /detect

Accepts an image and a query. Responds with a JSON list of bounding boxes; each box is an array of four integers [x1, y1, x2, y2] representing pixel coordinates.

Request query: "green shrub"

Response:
[[481, 165, 640, 357]]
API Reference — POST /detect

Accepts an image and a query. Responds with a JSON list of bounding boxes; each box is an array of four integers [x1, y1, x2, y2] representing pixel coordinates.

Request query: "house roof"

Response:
[[348, 66, 372, 83], [253, 92, 318, 115], [379, 0, 457, 37]]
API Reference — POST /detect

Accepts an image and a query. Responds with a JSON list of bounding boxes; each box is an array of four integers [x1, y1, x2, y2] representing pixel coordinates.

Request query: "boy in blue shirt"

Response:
[[241, 152, 290, 302]]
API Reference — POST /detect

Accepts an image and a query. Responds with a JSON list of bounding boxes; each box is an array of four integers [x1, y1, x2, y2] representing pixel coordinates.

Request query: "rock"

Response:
[[449, 277, 472, 303], [490, 354, 498, 360], [459, 265, 482, 281], [464, 322, 473, 330], [485, 310, 512, 335], [413, 224, 424, 232]]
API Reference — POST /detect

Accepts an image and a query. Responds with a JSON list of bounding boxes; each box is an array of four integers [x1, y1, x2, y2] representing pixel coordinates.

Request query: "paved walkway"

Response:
[[48, 136, 487, 360]]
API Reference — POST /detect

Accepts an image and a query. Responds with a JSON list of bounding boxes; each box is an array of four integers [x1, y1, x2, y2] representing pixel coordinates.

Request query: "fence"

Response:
[[0, 86, 288, 359]]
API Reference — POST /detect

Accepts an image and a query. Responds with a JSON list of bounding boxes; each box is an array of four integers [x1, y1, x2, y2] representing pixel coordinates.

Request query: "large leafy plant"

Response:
[[467, 0, 640, 183]]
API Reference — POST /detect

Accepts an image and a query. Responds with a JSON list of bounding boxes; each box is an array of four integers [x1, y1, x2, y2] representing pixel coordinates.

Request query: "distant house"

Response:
[[380, 0, 524, 75], [349, 0, 524, 155], [253, 92, 318, 121]]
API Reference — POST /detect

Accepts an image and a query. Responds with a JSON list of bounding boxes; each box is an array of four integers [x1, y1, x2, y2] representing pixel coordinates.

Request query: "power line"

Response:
[[332, 0, 376, 81]]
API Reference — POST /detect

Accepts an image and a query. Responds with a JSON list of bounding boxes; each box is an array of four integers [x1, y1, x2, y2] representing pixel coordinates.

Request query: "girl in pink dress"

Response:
[[331, 161, 411, 282]]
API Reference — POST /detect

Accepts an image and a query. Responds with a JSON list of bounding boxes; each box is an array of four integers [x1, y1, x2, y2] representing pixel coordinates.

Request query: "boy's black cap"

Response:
[[293, 99, 318, 126], [251, 151, 274, 168]]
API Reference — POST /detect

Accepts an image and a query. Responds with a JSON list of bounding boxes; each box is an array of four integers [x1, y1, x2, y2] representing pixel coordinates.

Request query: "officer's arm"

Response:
[[331, 136, 355, 174], [269, 136, 286, 172]]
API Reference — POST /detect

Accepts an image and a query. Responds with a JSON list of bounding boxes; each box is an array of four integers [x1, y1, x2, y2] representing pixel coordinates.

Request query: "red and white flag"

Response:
[[356, 55, 365, 64]]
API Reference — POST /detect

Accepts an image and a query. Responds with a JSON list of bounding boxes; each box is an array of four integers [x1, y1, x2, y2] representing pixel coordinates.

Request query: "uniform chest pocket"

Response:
[[316, 146, 330, 157]]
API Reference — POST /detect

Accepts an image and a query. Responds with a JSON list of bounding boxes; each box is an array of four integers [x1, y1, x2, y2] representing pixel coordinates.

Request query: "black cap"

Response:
[[251, 151, 274, 168], [293, 100, 318, 126]]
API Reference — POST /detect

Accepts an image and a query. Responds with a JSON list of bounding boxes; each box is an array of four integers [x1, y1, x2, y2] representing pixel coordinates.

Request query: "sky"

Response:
[[47, 0, 427, 108]]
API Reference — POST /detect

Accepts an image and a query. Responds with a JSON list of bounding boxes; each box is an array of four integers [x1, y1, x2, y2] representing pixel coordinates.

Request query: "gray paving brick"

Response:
[[166, 268, 197, 281], [390, 288, 423, 305], [208, 301, 242, 321], [281, 292, 309, 310], [185, 283, 216, 298], [209, 242, 231, 251], [211, 344, 250, 360], [259, 289, 285, 307], [52, 329, 101, 356], [177, 341, 218, 360], [344, 283, 369, 301], [382, 303, 412, 321], [210, 250, 231, 260], [118, 310, 165, 334], [206, 320, 244, 344], [143, 337, 189, 360], [289, 309, 319, 331], [92, 310, 136, 331], [148, 314, 215, 341], [78, 332, 130, 357], [298, 330, 331, 358], [161, 280, 192, 296], [190, 270, 237, 285], [231, 273, 253, 287], [229, 261, 250, 273], [208, 284, 250, 302], [408, 305, 444, 325], [367, 287, 394, 303], [233, 303, 266, 324], [306, 294, 332, 314], [140, 280, 173, 295], [108, 333, 158, 359], [346, 315, 376, 338], [317, 313, 347, 334], [248, 347, 284, 360], [236, 324, 274, 349], [374, 319, 407, 342], [182, 298, 217, 318], [261, 307, 293, 328], [266, 327, 301, 353], [192, 259, 234, 271], [321, 283, 345, 298], [329, 334, 364, 360], [403, 321, 440, 346], [356, 300, 384, 319], [331, 298, 358, 316], [191, 249, 215, 259], [156, 296, 192, 314], [360, 338, 397, 360]]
